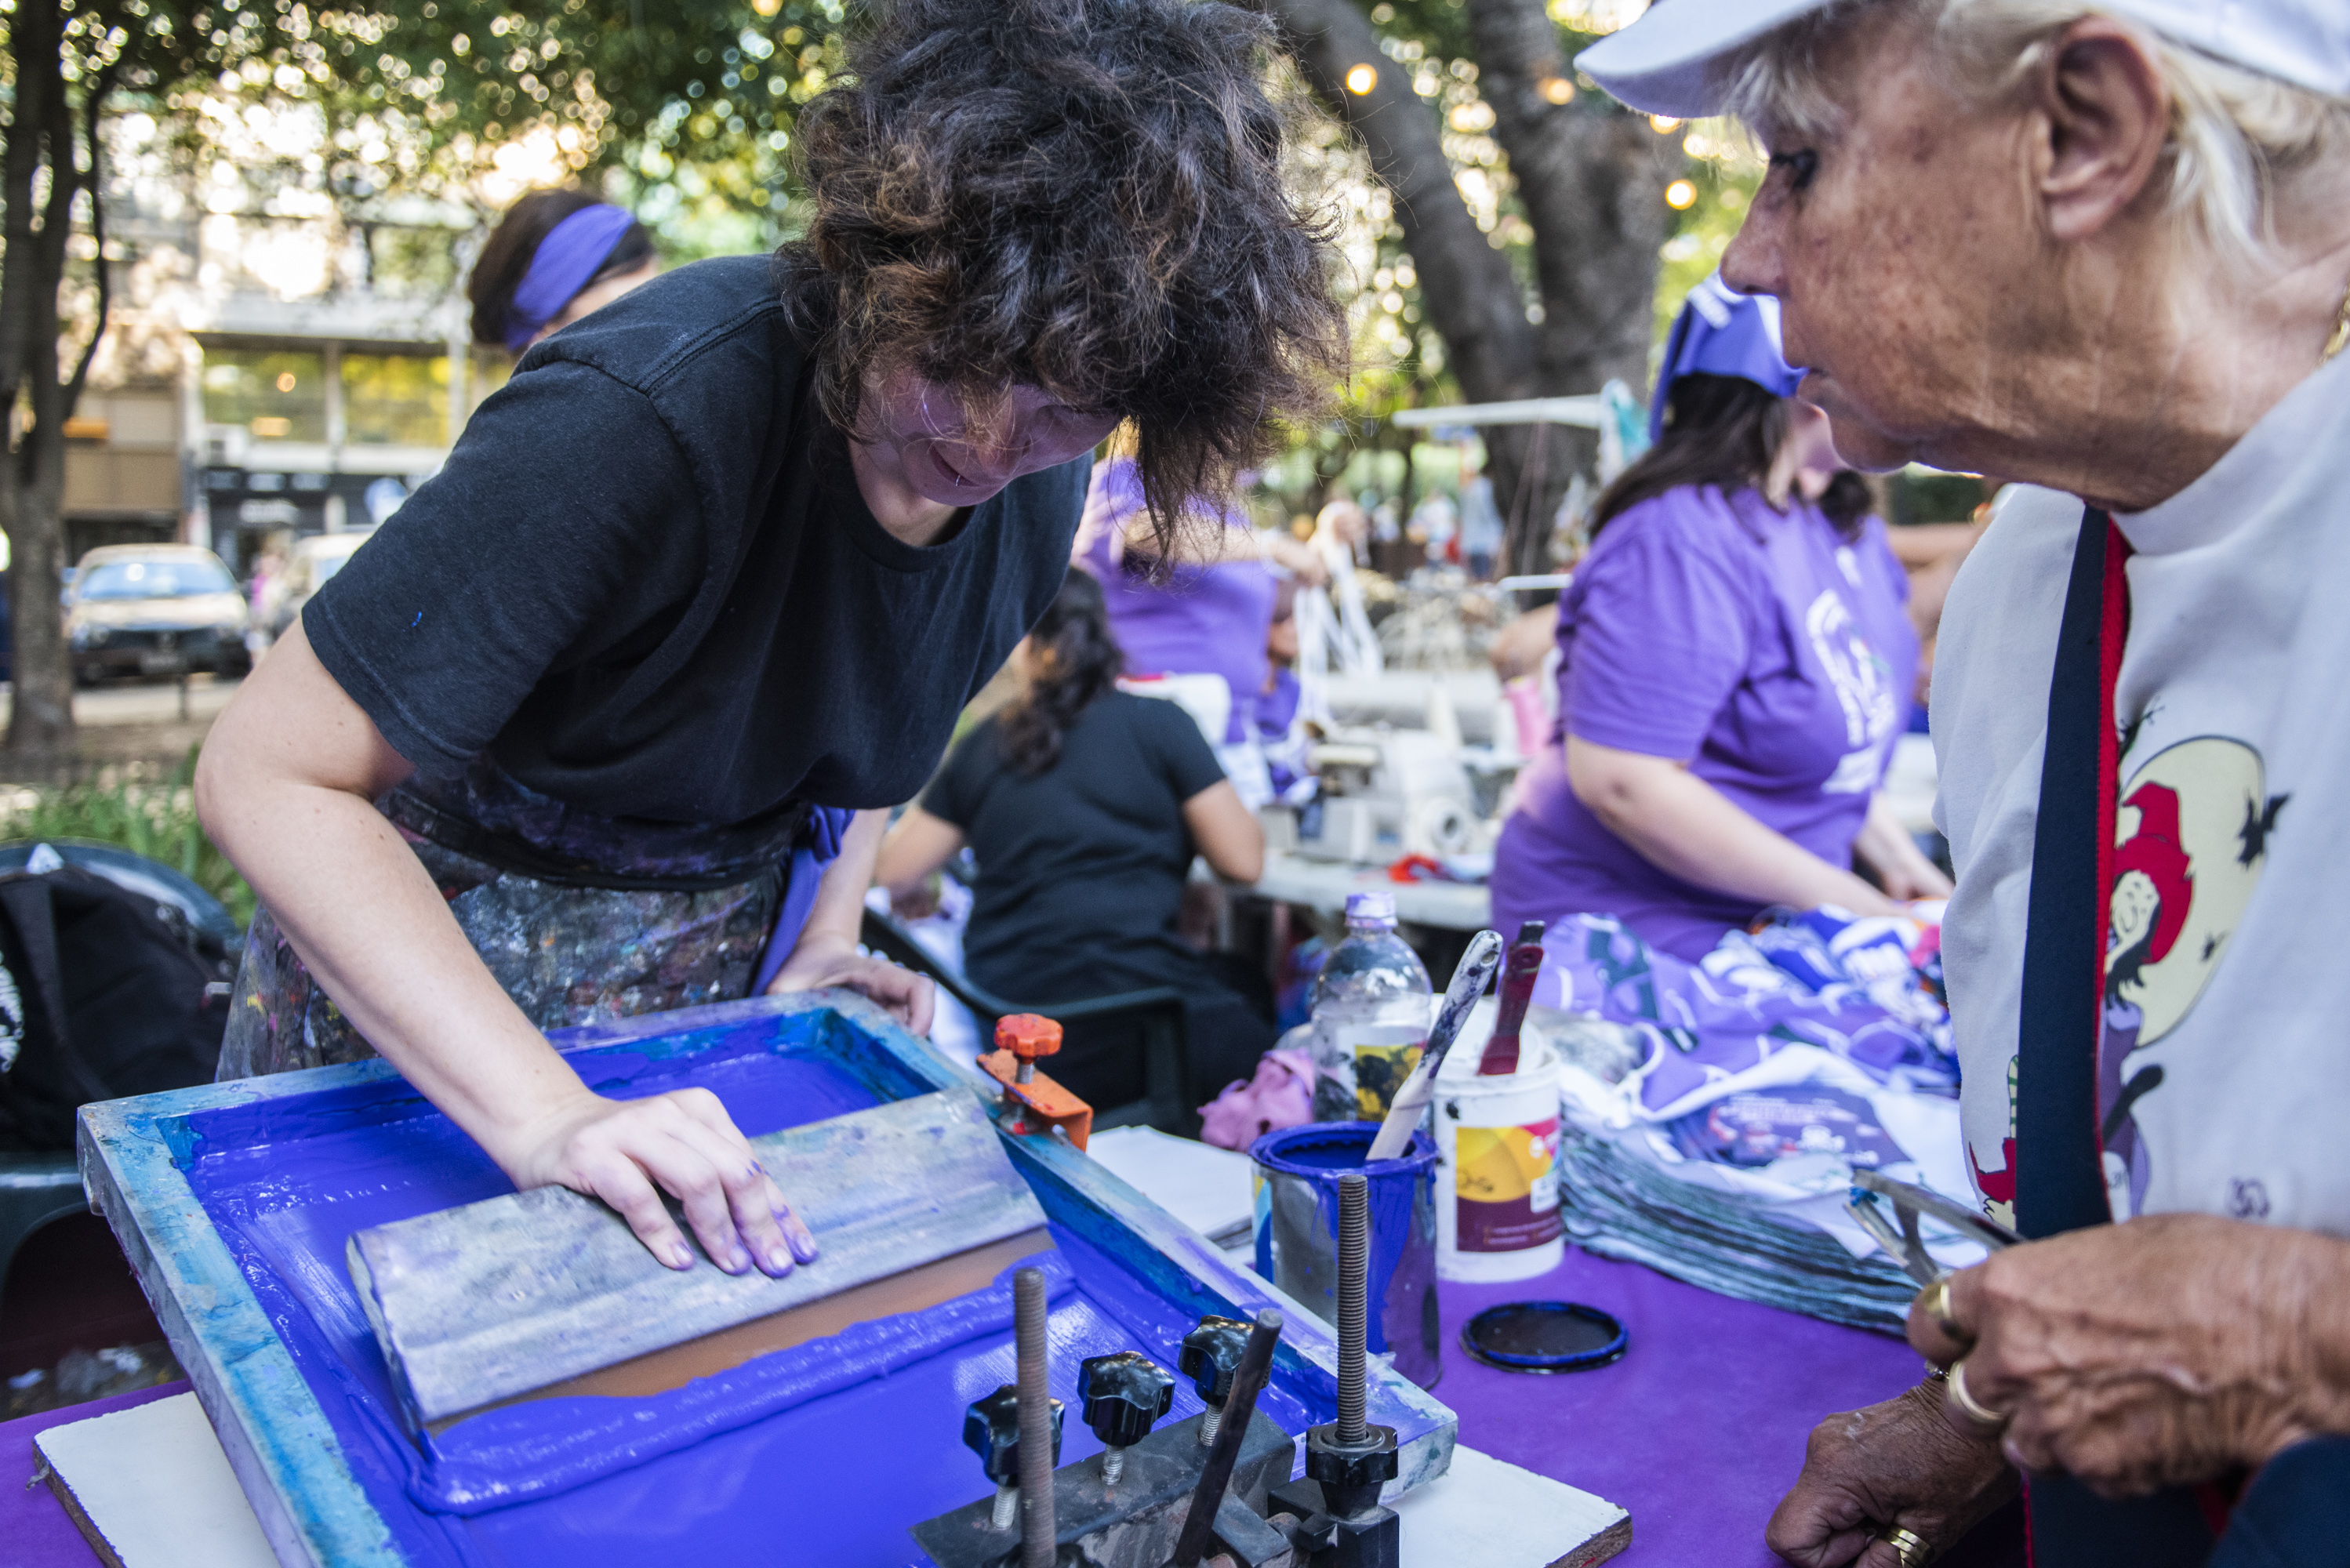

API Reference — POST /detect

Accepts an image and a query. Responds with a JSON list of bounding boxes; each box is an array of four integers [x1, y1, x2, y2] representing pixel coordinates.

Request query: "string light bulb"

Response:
[[1650, 114, 1681, 132], [1538, 75, 1574, 104], [1665, 180, 1697, 209], [1344, 63, 1378, 95]]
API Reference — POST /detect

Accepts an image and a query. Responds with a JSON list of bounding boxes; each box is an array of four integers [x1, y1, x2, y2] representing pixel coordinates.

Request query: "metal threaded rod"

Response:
[[1014, 1267, 1055, 1568], [1336, 1173, 1369, 1445]]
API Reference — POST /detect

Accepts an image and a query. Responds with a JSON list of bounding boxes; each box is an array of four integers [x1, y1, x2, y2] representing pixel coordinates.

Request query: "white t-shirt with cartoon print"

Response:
[[1931, 349, 2350, 1235]]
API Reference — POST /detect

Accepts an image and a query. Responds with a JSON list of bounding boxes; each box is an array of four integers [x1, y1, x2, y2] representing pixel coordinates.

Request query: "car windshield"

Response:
[[78, 558, 234, 601]]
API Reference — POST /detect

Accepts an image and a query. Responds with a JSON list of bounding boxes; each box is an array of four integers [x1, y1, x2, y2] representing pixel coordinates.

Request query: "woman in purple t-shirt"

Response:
[[1492, 278, 1949, 961], [1074, 448, 1327, 806]]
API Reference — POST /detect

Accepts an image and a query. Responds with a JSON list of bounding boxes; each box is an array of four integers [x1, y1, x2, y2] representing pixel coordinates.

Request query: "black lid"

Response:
[[1459, 1301, 1628, 1374]]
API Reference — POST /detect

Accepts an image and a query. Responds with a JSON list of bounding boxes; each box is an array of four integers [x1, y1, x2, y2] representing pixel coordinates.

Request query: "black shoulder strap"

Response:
[[2017, 509, 2214, 1563]]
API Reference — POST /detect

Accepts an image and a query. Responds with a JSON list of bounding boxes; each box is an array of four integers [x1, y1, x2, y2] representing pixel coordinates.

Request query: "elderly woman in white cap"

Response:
[[1576, 2, 2350, 1566]]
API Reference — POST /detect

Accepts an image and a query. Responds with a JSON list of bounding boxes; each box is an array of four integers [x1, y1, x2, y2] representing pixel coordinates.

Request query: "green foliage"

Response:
[[38, 0, 855, 257], [0, 752, 256, 930]]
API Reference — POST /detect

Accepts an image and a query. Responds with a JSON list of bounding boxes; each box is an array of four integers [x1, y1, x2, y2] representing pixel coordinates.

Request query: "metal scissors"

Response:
[[1844, 1168, 2022, 1287]]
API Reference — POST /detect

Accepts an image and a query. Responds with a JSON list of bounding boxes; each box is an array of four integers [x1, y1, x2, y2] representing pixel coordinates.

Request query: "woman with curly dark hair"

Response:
[[876, 569, 1273, 1111], [194, 0, 1343, 1275]]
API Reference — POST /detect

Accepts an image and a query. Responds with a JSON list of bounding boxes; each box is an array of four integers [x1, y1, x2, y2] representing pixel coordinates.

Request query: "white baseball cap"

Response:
[[1576, 0, 2350, 118]]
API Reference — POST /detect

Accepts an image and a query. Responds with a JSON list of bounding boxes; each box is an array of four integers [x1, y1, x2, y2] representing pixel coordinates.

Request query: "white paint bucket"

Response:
[[1433, 1000, 1565, 1283]]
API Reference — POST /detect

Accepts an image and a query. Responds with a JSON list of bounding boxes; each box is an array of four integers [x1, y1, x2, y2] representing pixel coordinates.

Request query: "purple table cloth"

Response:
[[1437, 1250, 1918, 1562], [5, 1257, 2018, 1566]]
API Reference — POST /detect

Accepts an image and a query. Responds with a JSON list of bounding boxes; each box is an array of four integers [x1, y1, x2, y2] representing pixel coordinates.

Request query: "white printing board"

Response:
[[31, 1390, 1627, 1567], [34, 1392, 278, 1568]]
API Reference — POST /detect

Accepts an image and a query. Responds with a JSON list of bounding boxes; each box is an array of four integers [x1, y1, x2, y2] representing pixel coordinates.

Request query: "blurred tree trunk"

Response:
[[1254, 0, 1680, 579], [1465, 0, 1680, 576], [0, 0, 118, 762]]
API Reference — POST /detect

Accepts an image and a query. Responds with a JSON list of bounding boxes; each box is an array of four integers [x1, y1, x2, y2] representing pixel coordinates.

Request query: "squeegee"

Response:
[[347, 1090, 1051, 1432]]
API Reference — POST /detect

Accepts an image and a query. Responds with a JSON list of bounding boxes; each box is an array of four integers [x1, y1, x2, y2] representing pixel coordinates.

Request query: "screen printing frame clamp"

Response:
[[982, 1013, 1095, 1151], [1844, 1168, 2023, 1288]]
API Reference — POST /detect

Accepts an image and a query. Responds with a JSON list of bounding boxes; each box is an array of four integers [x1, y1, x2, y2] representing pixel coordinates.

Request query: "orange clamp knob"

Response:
[[995, 1014, 1063, 1061]]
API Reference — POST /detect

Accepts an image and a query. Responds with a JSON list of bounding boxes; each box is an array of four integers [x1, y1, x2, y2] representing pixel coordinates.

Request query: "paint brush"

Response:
[[1364, 930, 1503, 1162], [1476, 921, 1547, 1076]]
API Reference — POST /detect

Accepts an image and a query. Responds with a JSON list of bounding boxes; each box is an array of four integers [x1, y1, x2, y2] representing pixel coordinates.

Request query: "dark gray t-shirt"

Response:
[[923, 691, 1227, 1000], [305, 255, 1089, 828]]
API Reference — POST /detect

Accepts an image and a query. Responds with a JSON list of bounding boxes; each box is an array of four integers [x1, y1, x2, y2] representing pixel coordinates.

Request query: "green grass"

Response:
[[0, 750, 256, 929]]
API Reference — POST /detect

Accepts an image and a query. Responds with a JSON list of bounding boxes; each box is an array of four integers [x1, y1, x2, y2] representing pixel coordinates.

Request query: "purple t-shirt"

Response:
[[1074, 458, 1274, 744], [1491, 484, 1917, 960]]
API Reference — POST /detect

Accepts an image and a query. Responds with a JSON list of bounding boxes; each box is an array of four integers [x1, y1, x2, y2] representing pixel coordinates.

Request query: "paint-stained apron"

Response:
[[219, 757, 851, 1079]]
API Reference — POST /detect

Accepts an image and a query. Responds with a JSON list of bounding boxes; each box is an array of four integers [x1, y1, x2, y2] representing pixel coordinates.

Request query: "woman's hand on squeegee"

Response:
[[505, 1087, 821, 1276], [1764, 1381, 2014, 1567]]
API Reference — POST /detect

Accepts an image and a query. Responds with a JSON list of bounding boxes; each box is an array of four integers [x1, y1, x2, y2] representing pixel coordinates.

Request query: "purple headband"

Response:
[[504, 204, 638, 353], [1647, 272, 1808, 443]]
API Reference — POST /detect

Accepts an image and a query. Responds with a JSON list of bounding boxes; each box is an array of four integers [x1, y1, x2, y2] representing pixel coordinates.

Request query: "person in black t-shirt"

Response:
[[192, 0, 1343, 1278], [877, 571, 1276, 1111]]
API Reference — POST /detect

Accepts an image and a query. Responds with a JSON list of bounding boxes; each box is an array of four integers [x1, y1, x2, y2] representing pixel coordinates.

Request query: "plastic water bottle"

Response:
[[1309, 891, 1433, 1122]]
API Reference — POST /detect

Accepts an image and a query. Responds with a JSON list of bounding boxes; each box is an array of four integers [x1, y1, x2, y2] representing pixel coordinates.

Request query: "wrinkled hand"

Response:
[[1912, 1214, 2350, 1497], [503, 1087, 819, 1276], [766, 926, 935, 1036], [1767, 1382, 2017, 1566]]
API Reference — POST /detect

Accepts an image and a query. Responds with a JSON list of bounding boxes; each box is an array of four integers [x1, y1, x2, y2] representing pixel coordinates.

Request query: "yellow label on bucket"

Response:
[[1454, 1118, 1562, 1252], [1353, 1041, 1423, 1118]]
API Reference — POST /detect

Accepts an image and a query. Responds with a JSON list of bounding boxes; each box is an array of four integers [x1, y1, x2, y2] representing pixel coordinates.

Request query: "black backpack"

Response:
[[0, 863, 238, 1152]]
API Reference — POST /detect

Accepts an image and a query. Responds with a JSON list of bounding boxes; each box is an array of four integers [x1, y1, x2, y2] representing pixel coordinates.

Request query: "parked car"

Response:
[[267, 529, 375, 638], [67, 546, 252, 686]]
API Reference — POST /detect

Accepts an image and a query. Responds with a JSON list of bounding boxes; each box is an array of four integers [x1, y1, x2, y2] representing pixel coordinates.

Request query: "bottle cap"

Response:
[[1344, 891, 1397, 925]]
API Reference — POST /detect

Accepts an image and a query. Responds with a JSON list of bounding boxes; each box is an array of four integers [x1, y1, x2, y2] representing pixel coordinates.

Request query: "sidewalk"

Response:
[[0, 676, 240, 784]]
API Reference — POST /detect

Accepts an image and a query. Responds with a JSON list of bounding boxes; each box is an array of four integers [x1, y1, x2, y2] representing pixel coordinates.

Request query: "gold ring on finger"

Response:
[[1916, 1276, 1967, 1347], [1946, 1356, 2010, 1434], [1874, 1523, 1934, 1568]]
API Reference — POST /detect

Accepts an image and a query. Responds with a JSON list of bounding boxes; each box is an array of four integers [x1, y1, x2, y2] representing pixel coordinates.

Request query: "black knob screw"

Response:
[[1178, 1316, 1251, 1446], [1079, 1351, 1174, 1486]]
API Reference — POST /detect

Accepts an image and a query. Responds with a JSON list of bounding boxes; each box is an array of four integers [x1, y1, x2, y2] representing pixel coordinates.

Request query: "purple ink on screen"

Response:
[[175, 1014, 1318, 1566]]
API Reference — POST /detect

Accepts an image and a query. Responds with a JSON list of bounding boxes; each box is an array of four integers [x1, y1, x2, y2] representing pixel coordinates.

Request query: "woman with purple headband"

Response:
[[191, 0, 1343, 1279], [468, 189, 662, 358]]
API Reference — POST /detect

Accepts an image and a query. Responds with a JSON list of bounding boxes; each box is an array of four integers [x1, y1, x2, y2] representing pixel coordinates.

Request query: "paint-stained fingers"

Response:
[[639, 1126, 765, 1276], [661, 1089, 806, 1275], [765, 1174, 820, 1263], [577, 1147, 696, 1272]]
